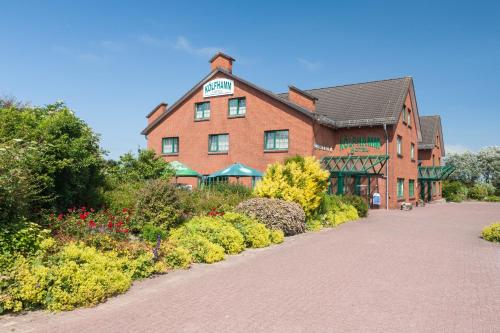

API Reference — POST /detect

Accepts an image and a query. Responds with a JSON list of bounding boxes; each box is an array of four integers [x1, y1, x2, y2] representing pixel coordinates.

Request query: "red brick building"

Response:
[[142, 52, 447, 209], [418, 116, 445, 201]]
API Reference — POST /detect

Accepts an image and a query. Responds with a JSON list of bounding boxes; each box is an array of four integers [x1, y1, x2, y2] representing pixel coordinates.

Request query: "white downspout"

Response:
[[383, 123, 389, 210]]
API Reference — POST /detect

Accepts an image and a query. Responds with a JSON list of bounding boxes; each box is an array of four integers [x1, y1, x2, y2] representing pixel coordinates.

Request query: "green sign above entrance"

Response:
[[340, 136, 381, 151]]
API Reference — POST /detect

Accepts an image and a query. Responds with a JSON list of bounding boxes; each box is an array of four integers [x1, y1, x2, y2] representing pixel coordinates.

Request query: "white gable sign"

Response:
[[203, 78, 234, 98]]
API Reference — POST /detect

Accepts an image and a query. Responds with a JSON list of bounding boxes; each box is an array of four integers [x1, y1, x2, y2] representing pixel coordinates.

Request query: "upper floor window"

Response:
[[402, 106, 407, 124], [407, 109, 411, 126], [264, 130, 289, 151], [228, 98, 246, 117], [162, 137, 179, 155], [397, 136, 402, 156], [208, 134, 229, 153], [411, 143, 415, 160], [195, 102, 210, 120]]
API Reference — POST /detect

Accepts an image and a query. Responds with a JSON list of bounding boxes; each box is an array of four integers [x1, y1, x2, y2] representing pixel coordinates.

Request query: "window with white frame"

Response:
[[397, 136, 402, 156], [208, 134, 229, 153]]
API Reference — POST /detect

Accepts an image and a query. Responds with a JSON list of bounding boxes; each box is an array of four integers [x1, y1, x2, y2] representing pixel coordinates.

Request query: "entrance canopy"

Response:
[[321, 155, 389, 176], [170, 161, 202, 177], [418, 165, 455, 181], [208, 162, 263, 178]]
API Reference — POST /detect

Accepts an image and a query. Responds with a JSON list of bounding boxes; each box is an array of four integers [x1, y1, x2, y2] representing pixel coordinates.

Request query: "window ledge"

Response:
[[397, 154, 403, 158], [264, 149, 289, 153], [397, 198, 406, 202], [208, 152, 228, 155], [194, 118, 210, 122], [228, 115, 246, 119], [411, 159, 416, 162], [162, 153, 179, 156]]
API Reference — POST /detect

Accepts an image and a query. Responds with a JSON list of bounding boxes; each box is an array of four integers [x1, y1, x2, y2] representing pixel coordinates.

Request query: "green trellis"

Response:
[[418, 165, 455, 201], [321, 155, 389, 195]]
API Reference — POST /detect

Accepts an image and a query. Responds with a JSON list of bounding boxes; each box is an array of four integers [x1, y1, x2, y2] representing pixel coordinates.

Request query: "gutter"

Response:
[[383, 123, 389, 210]]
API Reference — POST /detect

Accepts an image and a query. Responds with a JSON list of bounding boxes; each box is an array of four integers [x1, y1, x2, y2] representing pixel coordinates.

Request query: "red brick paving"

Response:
[[1, 202, 499, 333]]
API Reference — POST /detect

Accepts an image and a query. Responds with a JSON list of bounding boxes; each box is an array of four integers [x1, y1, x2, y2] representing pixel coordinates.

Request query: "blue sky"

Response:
[[1, 0, 499, 158]]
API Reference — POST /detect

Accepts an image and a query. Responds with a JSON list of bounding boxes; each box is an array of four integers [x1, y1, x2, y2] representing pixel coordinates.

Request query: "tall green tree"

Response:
[[0, 100, 105, 210]]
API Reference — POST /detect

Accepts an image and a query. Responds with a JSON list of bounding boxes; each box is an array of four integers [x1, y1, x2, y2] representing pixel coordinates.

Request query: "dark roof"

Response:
[[278, 77, 419, 132], [209, 52, 235, 63], [141, 68, 315, 135], [418, 115, 445, 155]]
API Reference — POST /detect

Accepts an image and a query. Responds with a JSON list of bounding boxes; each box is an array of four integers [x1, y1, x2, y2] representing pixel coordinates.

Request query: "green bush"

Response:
[[442, 181, 468, 202], [222, 212, 271, 248], [141, 223, 167, 243], [102, 181, 144, 212], [481, 223, 500, 242], [177, 183, 252, 217], [306, 219, 323, 231], [236, 198, 306, 236], [468, 183, 496, 200], [338, 195, 368, 217], [0, 222, 51, 257], [170, 216, 245, 254], [133, 179, 183, 232], [485, 195, 500, 202]]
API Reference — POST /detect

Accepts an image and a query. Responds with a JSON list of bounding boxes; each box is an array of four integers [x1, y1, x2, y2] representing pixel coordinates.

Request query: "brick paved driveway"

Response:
[[2, 202, 499, 333]]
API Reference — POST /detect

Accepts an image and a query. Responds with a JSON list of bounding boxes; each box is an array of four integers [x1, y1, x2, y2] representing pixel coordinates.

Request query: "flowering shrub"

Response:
[[236, 198, 306, 236], [172, 234, 225, 264], [222, 212, 272, 248], [253, 156, 329, 216], [46, 207, 132, 240]]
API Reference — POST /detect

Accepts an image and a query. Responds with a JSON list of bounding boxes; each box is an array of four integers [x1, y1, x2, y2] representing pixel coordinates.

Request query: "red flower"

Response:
[[107, 221, 114, 229], [88, 220, 96, 228], [122, 208, 128, 212], [57, 214, 64, 221], [79, 213, 86, 220], [81, 206, 86, 212], [123, 229, 129, 233], [90, 208, 95, 212], [117, 221, 124, 227]]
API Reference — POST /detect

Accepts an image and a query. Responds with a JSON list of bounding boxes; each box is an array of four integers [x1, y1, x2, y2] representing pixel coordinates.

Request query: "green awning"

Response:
[[321, 155, 389, 175], [418, 165, 455, 181], [170, 161, 202, 177], [208, 163, 263, 178]]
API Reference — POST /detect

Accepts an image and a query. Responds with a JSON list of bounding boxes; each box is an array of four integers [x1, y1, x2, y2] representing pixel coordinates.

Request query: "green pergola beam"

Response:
[[418, 165, 456, 181], [321, 155, 389, 175]]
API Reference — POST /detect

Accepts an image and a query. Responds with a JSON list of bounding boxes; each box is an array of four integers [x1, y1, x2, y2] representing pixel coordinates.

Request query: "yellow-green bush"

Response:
[[253, 156, 329, 216], [170, 216, 245, 254], [173, 234, 225, 263], [222, 212, 271, 248], [481, 223, 500, 242], [160, 243, 192, 269], [269, 230, 284, 244], [323, 203, 359, 227], [306, 219, 323, 231]]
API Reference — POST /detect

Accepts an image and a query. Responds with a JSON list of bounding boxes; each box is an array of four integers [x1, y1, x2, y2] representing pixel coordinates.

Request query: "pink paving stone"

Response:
[[1, 202, 499, 333]]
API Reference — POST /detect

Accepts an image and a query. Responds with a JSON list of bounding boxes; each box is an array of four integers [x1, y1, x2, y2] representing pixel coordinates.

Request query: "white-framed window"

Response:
[[228, 98, 246, 117], [208, 134, 229, 153], [397, 136, 402, 156], [265, 130, 289, 151], [195, 102, 210, 120], [411, 143, 415, 160], [162, 137, 179, 154]]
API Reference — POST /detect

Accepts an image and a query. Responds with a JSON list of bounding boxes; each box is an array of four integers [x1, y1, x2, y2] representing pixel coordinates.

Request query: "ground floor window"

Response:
[[409, 179, 415, 197], [264, 130, 289, 151], [397, 178, 404, 199], [208, 134, 229, 153], [162, 137, 179, 154]]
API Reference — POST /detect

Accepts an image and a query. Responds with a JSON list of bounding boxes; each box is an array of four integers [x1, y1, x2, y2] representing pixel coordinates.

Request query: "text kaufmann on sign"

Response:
[[203, 78, 234, 98]]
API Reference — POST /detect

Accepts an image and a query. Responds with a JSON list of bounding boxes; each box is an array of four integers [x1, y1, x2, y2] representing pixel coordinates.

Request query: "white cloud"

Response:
[[173, 36, 222, 57], [138, 34, 223, 58], [99, 40, 123, 51], [446, 144, 474, 154], [52, 45, 103, 63], [297, 57, 322, 71]]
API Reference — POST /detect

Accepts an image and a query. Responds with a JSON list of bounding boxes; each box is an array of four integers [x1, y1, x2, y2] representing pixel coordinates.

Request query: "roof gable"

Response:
[[141, 68, 315, 135], [419, 115, 445, 155]]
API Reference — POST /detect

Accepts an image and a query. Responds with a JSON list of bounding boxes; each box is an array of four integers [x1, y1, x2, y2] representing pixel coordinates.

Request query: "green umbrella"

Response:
[[169, 161, 202, 177], [208, 162, 263, 178]]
